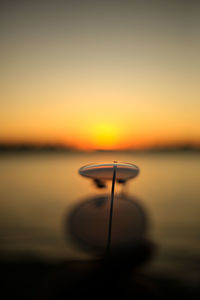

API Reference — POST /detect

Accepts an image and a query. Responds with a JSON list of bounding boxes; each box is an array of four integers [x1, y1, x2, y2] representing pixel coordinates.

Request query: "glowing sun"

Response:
[[90, 123, 122, 150]]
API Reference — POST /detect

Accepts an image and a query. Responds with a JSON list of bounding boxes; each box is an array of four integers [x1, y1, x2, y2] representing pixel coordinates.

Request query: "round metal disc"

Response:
[[79, 162, 139, 181]]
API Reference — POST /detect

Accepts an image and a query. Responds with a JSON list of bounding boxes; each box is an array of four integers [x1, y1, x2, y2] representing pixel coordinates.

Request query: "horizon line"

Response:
[[0, 141, 199, 153]]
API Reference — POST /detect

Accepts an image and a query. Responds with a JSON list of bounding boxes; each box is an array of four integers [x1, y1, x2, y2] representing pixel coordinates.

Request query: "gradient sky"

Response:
[[0, 0, 200, 149]]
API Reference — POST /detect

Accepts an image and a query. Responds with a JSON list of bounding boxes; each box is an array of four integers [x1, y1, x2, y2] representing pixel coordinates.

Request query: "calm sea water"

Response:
[[0, 152, 200, 283]]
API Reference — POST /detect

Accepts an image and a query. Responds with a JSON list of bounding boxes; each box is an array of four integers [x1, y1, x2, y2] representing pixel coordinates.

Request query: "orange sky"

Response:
[[0, 1, 199, 150]]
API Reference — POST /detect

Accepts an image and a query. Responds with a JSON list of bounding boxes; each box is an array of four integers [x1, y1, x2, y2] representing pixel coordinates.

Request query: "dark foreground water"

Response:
[[0, 152, 200, 299]]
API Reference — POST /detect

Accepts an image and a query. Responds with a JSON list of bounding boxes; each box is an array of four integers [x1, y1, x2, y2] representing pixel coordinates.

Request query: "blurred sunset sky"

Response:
[[0, 0, 199, 150]]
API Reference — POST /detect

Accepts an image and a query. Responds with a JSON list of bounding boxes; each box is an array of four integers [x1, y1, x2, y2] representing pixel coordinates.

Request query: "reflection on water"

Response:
[[67, 194, 148, 254], [40, 194, 157, 299], [0, 152, 200, 298]]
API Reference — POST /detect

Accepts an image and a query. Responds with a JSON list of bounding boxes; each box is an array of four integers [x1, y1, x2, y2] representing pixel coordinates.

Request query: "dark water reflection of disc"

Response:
[[67, 194, 148, 255], [39, 196, 156, 299]]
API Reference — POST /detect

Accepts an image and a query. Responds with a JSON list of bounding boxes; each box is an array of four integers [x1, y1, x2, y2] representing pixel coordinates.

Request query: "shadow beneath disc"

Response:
[[37, 195, 158, 299], [66, 193, 154, 267]]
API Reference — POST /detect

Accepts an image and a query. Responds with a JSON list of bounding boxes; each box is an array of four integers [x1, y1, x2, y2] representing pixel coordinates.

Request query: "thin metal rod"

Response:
[[106, 163, 117, 255]]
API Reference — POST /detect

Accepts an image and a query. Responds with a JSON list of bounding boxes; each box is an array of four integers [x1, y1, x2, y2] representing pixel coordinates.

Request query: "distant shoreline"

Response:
[[0, 143, 199, 154]]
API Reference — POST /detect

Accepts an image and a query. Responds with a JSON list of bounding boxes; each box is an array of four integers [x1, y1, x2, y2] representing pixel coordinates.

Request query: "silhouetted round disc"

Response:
[[67, 194, 147, 253], [79, 162, 139, 181]]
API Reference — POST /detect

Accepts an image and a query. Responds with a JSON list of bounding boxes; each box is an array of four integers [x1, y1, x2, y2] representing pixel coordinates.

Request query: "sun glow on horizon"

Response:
[[0, 1, 200, 150], [87, 123, 122, 150]]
